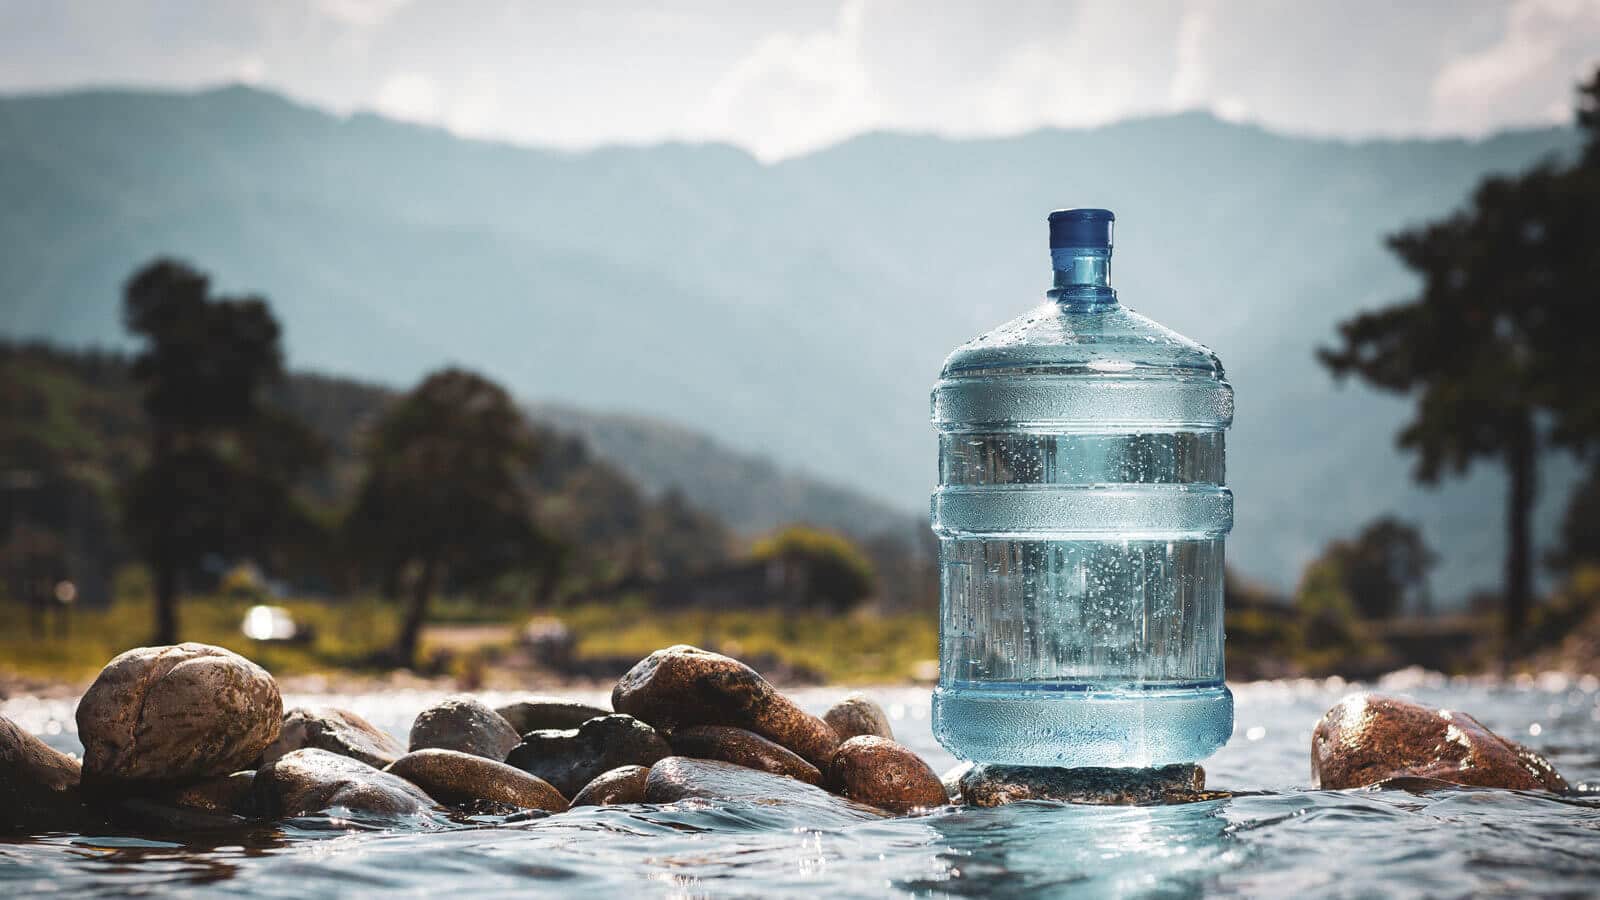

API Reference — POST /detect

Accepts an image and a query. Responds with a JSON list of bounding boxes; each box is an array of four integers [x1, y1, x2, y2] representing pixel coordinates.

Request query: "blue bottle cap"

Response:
[[1048, 208, 1114, 249]]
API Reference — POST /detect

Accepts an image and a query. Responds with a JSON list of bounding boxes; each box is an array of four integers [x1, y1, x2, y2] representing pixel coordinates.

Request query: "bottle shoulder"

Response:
[[939, 300, 1225, 381]]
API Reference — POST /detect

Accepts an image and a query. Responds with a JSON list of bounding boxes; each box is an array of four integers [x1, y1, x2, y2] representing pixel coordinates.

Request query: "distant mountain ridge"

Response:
[[530, 403, 916, 540], [0, 84, 1583, 597]]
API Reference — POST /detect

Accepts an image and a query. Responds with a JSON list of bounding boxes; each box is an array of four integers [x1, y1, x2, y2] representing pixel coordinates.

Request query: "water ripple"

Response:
[[2, 681, 1597, 897]]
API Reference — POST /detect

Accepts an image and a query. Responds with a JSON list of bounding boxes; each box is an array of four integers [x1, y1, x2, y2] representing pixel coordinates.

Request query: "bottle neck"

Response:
[[1048, 246, 1116, 305]]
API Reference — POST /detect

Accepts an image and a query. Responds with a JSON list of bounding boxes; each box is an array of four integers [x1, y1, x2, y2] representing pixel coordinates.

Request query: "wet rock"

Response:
[[505, 714, 671, 797], [264, 707, 406, 769], [569, 765, 651, 807], [824, 692, 894, 741], [387, 748, 566, 813], [76, 643, 282, 782], [1311, 693, 1569, 792], [643, 756, 877, 820], [408, 696, 520, 761], [941, 762, 973, 803], [89, 771, 262, 832], [612, 645, 840, 768], [170, 770, 258, 817], [958, 763, 1215, 806], [256, 748, 437, 817], [669, 725, 822, 785], [0, 714, 89, 833], [496, 697, 611, 735], [829, 736, 947, 812]]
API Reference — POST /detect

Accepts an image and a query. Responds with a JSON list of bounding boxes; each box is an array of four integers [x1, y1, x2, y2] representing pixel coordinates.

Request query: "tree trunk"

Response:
[[534, 551, 565, 609], [1503, 419, 1538, 657], [396, 558, 435, 669], [153, 558, 179, 645], [151, 426, 179, 645]]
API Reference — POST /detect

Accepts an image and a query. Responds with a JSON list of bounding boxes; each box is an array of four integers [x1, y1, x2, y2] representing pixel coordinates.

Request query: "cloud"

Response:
[[312, 0, 412, 28], [233, 56, 267, 85], [1168, 0, 1219, 110], [374, 72, 442, 123], [1430, 0, 1600, 133], [442, 71, 502, 139], [694, 0, 881, 160], [965, 2, 1184, 135]]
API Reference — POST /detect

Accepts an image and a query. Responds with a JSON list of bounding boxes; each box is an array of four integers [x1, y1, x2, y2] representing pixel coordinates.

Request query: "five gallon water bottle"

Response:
[[931, 209, 1233, 767]]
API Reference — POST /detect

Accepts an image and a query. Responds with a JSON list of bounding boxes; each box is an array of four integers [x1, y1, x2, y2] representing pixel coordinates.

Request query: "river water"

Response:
[[3, 671, 1598, 898]]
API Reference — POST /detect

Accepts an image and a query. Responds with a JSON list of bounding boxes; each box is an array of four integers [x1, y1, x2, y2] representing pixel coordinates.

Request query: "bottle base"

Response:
[[933, 681, 1233, 768]]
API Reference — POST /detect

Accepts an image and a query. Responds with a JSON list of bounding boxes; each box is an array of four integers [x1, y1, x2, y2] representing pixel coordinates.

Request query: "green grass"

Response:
[[0, 594, 404, 682], [0, 581, 940, 686], [557, 599, 938, 684]]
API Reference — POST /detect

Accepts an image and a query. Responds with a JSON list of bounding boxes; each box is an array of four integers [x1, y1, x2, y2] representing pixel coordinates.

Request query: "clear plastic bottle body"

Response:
[[930, 211, 1234, 767]]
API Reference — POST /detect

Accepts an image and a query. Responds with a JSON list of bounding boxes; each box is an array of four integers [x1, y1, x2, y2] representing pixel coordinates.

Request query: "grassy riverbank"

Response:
[[0, 592, 940, 688]]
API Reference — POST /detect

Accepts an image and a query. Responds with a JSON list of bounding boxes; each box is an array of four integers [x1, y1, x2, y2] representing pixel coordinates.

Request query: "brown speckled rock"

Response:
[[264, 707, 406, 769], [569, 765, 651, 807], [386, 748, 566, 813], [256, 748, 437, 817], [76, 643, 282, 782], [170, 771, 257, 817], [958, 763, 1215, 807], [669, 725, 822, 785], [824, 693, 894, 742], [408, 697, 520, 761], [496, 698, 611, 735], [1311, 693, 1568, 792], [828, 736, 947, 812], [505, 714, 671, 797], [643, 756, 877, 822], [612, 645, 840, 768], [0, 715, 88, 833]]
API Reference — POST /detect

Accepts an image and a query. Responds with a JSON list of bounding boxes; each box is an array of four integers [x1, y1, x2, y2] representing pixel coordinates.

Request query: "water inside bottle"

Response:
[[931, 209, 1234, 767]]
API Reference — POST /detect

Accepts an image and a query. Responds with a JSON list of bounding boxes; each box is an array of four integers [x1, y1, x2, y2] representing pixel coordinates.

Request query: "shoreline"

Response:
[[7, 663, 1596, 707]]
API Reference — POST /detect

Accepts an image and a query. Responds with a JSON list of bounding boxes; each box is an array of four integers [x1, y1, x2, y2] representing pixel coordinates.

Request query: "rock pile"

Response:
[[0, 643, 1577, 838]]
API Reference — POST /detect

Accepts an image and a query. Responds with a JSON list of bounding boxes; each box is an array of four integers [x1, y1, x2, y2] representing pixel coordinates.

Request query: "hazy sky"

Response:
[[3, 0, 1597, 159]]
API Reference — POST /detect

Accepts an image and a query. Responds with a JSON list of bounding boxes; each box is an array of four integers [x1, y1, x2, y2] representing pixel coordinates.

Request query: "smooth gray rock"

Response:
[[0, 714, 89, 833], [387, 749, 566, 813], [256, 748, 437, 817], [76, 643, 282, 782], [823, 693, 894, 742], [264, 707, 406, 769], [958, 763, 1223, 807], [408, 696, 520, 761], [505, 714, 670, 797], [496, 697, 611, 735], [643, 757, 879, 821]]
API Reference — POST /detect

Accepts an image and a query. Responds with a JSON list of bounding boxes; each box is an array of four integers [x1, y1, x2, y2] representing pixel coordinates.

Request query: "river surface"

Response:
[[3, 670, 1599, 898]]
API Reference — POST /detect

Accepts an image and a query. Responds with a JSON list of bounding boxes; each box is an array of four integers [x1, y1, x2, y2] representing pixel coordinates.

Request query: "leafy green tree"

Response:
[[1324, 517, 1437, 620], [1319, 70, 1600, 646], [751, 525, 875, 611], [641, 488, 728, 580], [1552, 462, 1600, 573], [1294, 557, 1367, 659], [121, 259, 325, 643], [344, 368, 557, 665]]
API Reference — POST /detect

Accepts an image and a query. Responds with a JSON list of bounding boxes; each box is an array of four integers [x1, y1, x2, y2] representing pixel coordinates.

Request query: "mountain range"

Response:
[[0, 84, 1583, 598]]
